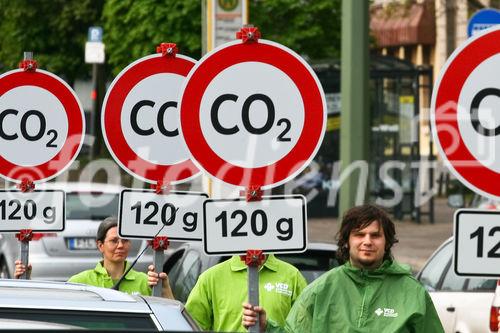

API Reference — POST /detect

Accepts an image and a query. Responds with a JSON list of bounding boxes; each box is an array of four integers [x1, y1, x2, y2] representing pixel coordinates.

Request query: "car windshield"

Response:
[[66, 193, 119, 220], [0, 309, 156, 330]]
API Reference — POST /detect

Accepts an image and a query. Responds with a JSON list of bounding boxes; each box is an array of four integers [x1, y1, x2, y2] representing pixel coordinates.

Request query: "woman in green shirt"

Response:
[[15, 217, 173, 298]]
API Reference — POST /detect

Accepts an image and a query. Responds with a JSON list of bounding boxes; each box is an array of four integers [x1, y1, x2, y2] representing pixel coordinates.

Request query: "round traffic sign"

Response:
[[0, 69, 85, 183], [431, 26, 500, 200], [102, 53, 200, 184], [179, 39, 326, 189]]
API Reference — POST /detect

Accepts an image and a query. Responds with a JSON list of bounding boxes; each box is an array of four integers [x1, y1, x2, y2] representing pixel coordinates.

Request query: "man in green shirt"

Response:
[[149, 253, 306, 332], [242, 204, 445, 333]]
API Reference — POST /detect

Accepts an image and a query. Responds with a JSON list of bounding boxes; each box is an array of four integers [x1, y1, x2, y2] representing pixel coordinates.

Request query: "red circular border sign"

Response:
[[102, 54, 200, 184], [0, 69, 84, 183], [179, 40, 326, 189], [432, 27, 500, 199]]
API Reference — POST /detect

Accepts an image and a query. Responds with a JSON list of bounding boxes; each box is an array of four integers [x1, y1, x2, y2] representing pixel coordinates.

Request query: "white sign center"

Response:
[[458, 54, 500, 172], [200, 61, 304, 168], [121, 73, 190, 165], [0, 86, 68, 166]]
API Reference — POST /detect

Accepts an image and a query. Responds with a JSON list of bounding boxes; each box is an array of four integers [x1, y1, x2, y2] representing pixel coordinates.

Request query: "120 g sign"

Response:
[[203, 196, 307, 255], [215, 209, 293, 241], [0, 190, 65, 232], [118, 190, 207, 241]]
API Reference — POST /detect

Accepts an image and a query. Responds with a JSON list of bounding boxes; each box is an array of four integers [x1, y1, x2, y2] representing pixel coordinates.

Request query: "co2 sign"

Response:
[[102, 52, 199, 184], [0, 69, 85, 183], [203, 195, 307, 255], [454, 209, 500, 277], [431, 27, 500, 200], [180, 39, 326, 189], [0, 190, 65, 232], [118, 189, 207, 241]]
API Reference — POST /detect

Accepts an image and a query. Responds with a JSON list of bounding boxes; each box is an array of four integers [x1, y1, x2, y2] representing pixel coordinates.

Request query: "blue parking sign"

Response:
[[467, 9, 500, 37], [88, 26, 103, 42]]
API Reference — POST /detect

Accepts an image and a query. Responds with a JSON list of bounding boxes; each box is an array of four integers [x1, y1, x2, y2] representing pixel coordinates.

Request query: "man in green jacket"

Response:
[[243, 204, 444, 332], [184, 254, 307, 332]]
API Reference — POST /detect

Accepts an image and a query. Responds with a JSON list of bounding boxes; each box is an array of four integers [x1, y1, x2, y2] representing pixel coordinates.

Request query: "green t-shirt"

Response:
[[68, 261, 151, 296], [185, 255, 307, 332]]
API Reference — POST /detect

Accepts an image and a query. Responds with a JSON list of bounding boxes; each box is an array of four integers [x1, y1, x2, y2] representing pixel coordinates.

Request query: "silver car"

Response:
[[0, 278, 199, 330], [0, 182, 153, 280], [417, 237, 496, 333]]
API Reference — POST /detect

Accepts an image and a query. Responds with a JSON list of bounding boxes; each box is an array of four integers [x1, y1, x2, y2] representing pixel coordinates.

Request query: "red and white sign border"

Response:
[[431, 26, 500, 200], [0, 69, 85, 183], [102, 53, 200, 185], [179, 39, 326, 189]]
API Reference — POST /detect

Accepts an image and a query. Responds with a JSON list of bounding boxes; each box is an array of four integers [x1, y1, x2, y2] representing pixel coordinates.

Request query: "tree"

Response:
[[0, 0, 103, 85], [102, 0, 202, 76], [102, 0, 340, 76], [250, 0, 341, 60]]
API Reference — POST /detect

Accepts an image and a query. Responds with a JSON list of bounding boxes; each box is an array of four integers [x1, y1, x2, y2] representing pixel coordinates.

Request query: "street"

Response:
[[308, 197, 454, 272]]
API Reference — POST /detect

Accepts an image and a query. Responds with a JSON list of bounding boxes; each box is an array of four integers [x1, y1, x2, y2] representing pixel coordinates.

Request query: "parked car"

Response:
[[416, 237, 496, 333], [162, 241, 339, 303], [0, 182, 153, 280], [491, 281, 500, 332], [0, 278, 199, 331]]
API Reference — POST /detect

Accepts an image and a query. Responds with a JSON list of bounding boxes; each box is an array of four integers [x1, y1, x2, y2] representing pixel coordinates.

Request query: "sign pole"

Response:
[[16, 179, 36, 280], [151, 180, 170, 297], [242, 250, 264, 333], [151, 236, 169, 297], [16, 51, 37, 280]]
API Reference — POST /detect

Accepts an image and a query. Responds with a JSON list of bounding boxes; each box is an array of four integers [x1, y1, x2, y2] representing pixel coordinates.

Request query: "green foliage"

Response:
[[0, 0, 103, 83], [102, 0, 201, 76], [0, 0, 340, 80], [250, 0, 341, 60]]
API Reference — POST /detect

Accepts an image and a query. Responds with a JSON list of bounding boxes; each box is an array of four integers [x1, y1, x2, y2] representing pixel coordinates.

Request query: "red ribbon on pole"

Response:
[[150, 236, 169, 251], [241, 249, 265, 267], [16, 229, 34, 242], [17, 179, 35, 193], [150, 180, 171, 195], [156, 43, 178, 57], [236, 26, 261, 44], [18, 59, 37, 72], [240, 185, 263, 202]]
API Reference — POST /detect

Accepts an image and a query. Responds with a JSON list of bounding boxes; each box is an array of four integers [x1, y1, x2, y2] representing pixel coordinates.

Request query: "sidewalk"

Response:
[[308, 197, 454, 272]]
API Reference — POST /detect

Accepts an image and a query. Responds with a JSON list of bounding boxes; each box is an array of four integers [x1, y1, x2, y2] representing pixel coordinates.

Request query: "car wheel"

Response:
[[0, 258, 10, 279]]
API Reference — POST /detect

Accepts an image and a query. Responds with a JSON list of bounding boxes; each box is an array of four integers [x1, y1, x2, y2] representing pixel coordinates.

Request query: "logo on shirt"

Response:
[[263, 282, 292, 296], [375, 308, 398, 318]]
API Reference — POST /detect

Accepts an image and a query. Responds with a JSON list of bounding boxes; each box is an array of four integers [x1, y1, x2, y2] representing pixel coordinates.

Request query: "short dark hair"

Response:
[[96, 216, 118, 243], [336, 204, 398, 264]]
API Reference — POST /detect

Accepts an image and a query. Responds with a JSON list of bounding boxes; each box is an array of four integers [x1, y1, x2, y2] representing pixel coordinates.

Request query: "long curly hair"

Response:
[[336, 204, 398, 264]]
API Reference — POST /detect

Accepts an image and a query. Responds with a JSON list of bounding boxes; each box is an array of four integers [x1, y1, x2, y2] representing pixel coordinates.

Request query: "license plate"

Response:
[[67, 238, 96, 250]]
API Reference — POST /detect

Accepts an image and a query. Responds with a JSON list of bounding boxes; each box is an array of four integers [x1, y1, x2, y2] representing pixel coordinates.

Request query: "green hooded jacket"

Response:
[[267, 260, 444, 333]]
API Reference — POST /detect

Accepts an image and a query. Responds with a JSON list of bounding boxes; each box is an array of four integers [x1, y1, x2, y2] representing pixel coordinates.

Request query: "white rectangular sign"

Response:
[[211, 0, 248, 48], [118, 189, 207, 241], [203, 195, 307, 255], [85, 41, 105, 64], [454, 209, 500, 277], [0, 190, 65, 232]]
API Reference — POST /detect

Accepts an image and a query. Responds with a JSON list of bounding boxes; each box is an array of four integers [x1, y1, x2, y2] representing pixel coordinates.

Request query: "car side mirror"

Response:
[[448, 194, 465, 208]]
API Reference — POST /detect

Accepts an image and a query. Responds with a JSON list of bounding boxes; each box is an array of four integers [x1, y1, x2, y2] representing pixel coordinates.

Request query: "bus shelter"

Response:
[[299, 55, 434, 223]]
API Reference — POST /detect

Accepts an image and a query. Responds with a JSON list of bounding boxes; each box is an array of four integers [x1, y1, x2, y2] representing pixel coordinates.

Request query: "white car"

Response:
[[0, 182, 153, 280], [417, 237, 496, 332]]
